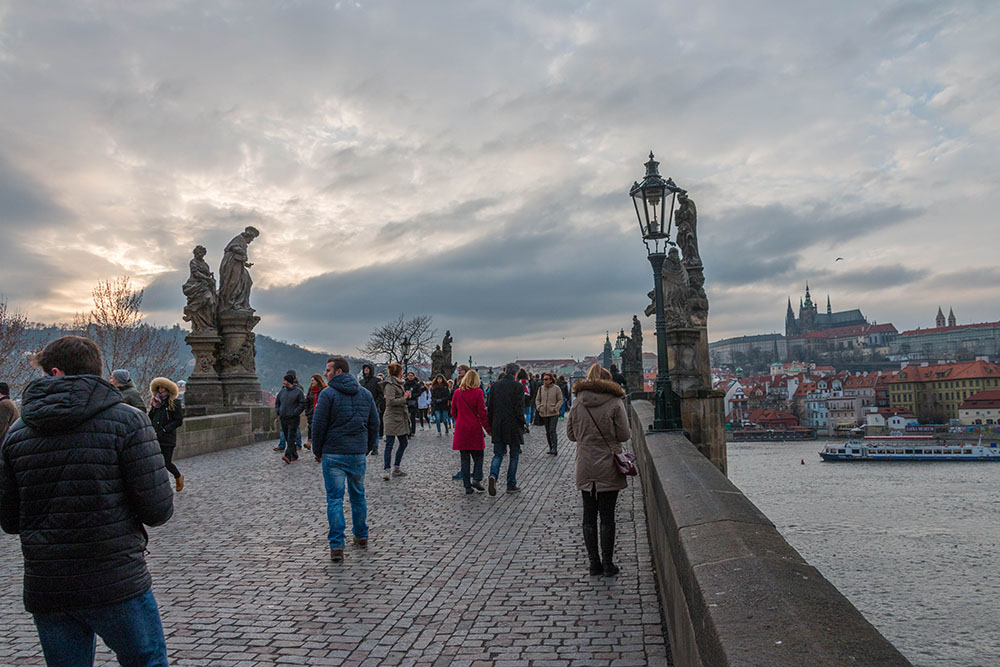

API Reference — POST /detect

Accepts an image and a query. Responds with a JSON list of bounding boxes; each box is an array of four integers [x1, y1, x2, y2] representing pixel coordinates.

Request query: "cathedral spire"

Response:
[[936, 307, 945, 328], [803, 282, 813, 309], [826, 294, 832, 315], [948, 308, 956, 328]]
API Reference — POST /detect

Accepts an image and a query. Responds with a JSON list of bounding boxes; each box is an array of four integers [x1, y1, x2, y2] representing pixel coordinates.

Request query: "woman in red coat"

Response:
[[450, 369, 491, 494]]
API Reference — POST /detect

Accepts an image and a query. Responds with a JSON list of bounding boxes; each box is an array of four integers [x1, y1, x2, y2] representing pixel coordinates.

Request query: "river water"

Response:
[[727, 440, 1000, 667]]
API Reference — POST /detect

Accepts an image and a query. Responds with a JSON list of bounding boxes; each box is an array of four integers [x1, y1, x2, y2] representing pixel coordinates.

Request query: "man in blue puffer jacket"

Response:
[[311, 356, 380, 563]]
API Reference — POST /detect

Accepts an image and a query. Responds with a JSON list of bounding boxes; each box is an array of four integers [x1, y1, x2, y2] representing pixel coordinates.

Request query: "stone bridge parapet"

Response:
[[630, 399, 913, 666]]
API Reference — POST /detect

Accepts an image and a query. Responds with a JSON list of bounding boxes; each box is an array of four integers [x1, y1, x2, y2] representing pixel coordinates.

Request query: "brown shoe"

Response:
[[353, 537, 368, 549], [175, 475, 184, 492], [330, 548, 344, 563]]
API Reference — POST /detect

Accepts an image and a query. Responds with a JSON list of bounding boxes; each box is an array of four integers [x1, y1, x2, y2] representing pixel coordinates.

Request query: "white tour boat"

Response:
[[819, 435, 1000, 462]]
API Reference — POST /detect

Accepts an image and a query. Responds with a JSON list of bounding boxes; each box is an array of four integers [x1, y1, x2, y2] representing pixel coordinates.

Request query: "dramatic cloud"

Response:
[[1, 1, 998, 361]]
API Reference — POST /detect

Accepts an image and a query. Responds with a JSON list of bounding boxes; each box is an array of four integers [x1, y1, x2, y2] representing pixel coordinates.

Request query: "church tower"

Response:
[[936, 307, 945, 328], [799, 283, 817, 332], [948, 308, 956, 328], [826, 294, 832, 315], [785, 297, 797, 336], [602, 332, 613, 369]]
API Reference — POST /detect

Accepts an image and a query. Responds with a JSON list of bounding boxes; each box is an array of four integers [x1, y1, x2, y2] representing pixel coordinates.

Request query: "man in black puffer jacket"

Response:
[[0, 336, 174, 665]]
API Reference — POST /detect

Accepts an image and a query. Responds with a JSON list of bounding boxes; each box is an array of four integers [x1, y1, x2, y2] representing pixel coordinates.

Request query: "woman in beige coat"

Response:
[[534, 373, 564, 455], [566, 364, 630, 577], [379, 362, 412, 481]]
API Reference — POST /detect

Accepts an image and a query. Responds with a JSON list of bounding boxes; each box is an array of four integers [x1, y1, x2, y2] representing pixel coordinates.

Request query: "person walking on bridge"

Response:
[[276, 374, 306, 464], [487, 363, 527, 495], [148, 377, 185, 491], [311, 357, 379, 563], [0, 382, 19, 443], [535, 373, 563, 455], [380, 363, 411, 480], [451, 370, 490, 494], [566, 364, 631, 577]]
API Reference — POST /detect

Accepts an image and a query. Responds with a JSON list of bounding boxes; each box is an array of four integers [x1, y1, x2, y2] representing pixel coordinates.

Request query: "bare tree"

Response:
[[358, 314, 436, 365], [0, 296, 32, 395], [81, 277, 184, 399]]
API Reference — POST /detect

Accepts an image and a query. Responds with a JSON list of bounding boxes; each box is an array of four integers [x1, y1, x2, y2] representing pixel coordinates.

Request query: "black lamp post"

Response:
[[401, 336, 412, 376], [631, 151, 683, 431]]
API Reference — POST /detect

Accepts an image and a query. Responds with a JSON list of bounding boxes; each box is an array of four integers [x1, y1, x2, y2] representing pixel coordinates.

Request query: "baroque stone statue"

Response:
[[218, 226, 260, 312], [675, 192, 700, 269], [431, 345, 445, 377], [182, 245, 218, 332], [645, 247, 692, 328], [441, 330, 456, 378]]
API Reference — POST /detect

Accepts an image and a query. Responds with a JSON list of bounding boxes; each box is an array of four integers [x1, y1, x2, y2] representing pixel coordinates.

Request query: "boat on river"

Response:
[[819, 435, 1000, 461]]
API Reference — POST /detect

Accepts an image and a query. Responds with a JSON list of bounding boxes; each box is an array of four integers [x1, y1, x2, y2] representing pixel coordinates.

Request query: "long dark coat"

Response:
[[487, 375, 525, 446]]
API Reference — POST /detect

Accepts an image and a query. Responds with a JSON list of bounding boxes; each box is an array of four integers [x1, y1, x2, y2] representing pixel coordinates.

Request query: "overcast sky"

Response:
[[1, 1, 998, 364]]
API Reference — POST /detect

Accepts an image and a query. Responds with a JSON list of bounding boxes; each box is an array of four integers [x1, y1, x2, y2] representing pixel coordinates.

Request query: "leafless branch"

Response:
[[0, 296, 32, 394], [358, 313, 436, 365]]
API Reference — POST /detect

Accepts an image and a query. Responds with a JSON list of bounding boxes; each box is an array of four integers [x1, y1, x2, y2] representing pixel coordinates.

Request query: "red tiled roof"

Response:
[[890, 360, 1000, 384], [960, 390, 1000, 410], [900, 321, 1000, 336]]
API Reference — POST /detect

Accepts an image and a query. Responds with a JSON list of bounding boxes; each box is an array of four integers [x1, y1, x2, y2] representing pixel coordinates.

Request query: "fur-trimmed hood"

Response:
[[572, 378, 626, 409], [572, 378, 625, 397], [149, 377, 179, 399]]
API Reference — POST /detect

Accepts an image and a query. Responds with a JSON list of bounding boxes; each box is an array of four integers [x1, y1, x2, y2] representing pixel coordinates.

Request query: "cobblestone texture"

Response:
[[1, 421, 670, 666]]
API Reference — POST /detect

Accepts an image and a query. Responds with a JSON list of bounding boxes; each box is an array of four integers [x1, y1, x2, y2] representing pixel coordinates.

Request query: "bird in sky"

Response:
[[835, 257, 844, 262]]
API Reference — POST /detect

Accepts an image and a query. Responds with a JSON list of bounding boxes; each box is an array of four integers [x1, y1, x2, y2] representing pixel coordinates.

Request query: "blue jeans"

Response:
[[33, 589, 168, 666], [490, 441, 521, 489], [277, 425, 302, 451], [434, 410, 450, 433], [384, 435, 408, 469], [322, 454, 368, 549], [524, 405, 533, 425]]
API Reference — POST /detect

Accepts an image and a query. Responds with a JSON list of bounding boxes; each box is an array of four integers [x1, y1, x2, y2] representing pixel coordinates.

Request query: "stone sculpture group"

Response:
[[430, 331, 456, 379], [643, 192, 708, 328], [182, 226, 262, 407]]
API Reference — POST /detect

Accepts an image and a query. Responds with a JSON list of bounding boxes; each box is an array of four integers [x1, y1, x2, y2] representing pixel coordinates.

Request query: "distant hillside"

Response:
[[18, 323, 374, 396]]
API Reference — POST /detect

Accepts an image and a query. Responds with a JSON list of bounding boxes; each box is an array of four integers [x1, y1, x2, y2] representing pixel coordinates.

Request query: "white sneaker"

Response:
[[383, 470, 391, 481]]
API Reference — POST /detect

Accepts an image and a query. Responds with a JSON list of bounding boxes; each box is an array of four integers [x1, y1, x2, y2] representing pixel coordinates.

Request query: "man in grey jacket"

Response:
[[110, 369, 145, 411], [276, 374, 306, 463]]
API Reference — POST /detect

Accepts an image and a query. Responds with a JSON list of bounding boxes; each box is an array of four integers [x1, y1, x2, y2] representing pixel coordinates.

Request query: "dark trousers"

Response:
[[408, 407, 418, 435], [582, 488, 619, 563], [281, 416, 300, 458], [384, 435, 409, 469], [160, 445, 180, 480], [460, 450, 484, 489], [541, 415, 559, 451]]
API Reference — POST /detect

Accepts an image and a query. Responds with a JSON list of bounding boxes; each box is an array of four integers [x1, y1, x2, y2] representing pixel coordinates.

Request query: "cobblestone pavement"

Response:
[[1, 421, 670, 666]]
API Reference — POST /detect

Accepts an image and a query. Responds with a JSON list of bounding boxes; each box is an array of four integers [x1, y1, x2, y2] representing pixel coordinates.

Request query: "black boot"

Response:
[[601, 522, 619, 577], [583, 524, 603, 575]]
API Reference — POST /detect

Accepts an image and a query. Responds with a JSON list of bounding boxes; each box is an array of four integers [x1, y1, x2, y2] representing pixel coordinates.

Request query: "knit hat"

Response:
[[112, 369, 132, 385], [283, 374, 296, 384]]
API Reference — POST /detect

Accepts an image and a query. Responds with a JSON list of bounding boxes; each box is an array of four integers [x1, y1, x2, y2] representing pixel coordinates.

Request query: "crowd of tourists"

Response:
[[0, 335, 634, 665]]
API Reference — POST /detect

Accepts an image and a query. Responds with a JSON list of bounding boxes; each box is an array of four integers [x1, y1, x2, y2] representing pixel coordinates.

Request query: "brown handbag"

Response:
[[582, 405, 638, 477]]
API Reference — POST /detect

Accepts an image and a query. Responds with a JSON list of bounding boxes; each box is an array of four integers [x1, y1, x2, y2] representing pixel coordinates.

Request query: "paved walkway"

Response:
[[0, 421, 670, 666]]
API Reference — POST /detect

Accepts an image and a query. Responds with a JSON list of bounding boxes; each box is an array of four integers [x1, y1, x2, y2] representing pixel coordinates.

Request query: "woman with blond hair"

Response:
[[380, 362, 411, 480], [450, 369, 490, 494], [566, 364, 630, 577], [148, 377, 185, 492]]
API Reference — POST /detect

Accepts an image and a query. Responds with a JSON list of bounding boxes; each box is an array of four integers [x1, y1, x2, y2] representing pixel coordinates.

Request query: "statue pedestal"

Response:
[[184, 331, 224, 407], [666, 327, 727, 475], [218, 309, 262, 407]]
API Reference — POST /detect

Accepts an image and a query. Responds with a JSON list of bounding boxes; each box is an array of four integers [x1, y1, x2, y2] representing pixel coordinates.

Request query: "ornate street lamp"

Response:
[[631, 151, 683, 431], [401, 336, 412, 376]]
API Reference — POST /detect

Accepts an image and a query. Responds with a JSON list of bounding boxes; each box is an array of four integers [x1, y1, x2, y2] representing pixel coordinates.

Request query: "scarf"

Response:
[[151, 390, 170, 409]]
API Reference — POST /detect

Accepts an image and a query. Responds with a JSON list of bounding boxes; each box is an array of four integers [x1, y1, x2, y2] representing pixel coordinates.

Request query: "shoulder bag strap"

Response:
[[582, 404, 619, 456]]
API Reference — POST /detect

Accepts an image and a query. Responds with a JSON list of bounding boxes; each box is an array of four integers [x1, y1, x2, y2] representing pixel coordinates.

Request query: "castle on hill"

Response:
[[785, 283, 868, 336]]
